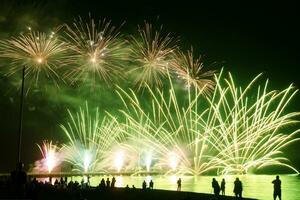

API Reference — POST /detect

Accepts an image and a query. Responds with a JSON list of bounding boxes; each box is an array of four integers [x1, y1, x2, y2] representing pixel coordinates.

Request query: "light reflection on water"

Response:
[[39, 174, 300, 200]]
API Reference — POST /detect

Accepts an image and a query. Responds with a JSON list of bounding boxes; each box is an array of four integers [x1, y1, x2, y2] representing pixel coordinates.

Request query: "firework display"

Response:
[[0, 16, 299, 176], [31, 72, 300, 175]]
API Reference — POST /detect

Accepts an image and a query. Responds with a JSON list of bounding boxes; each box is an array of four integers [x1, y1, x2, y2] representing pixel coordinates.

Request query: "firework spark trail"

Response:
[[201, 71, 300, 174], [0, 31, 68, 88], [36, 141, 60, 173], [63, 15, 127, 85], [170, 47, 216, 96], [128, 22, 177, 90], [60, 103, 127, 173]]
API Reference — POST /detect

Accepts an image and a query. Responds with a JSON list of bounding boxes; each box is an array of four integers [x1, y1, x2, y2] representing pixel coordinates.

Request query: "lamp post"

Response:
[[16, 66, 25, 164]]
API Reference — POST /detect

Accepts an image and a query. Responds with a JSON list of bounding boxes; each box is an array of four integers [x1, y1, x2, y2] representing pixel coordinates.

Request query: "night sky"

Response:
[[0, 0, 299, 172]]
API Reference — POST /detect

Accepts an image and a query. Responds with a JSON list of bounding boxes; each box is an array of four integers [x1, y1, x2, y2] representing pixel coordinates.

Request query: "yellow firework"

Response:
[[116, 71, 300, 175], [0, 31, 68, 86], [128, 22, 177, 90], [63, 15, 126, 85], [171, 47, 216, 96]]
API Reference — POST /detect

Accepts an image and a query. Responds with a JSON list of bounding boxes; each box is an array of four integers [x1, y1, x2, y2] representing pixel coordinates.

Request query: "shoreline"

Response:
[[0, 186, 257, 200]]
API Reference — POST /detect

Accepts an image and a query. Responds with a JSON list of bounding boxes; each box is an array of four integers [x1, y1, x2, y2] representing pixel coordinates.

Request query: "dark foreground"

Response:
[[0, 184, 257, 200]]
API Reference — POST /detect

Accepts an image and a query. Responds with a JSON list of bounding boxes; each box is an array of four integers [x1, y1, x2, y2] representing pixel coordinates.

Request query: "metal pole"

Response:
[[17, 66, 25, 164]]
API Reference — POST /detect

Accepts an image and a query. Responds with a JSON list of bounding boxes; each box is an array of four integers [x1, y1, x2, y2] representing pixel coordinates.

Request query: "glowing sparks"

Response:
[[128, 23, 177, 90], [168, 152, 180, 171], [145, 153, 152, 172], [63, 15, 126, 85], [0, 31, 68, 87], [36, 141, 60, 173], [114, 151, 125, 172], [83, 150, 92, 172]]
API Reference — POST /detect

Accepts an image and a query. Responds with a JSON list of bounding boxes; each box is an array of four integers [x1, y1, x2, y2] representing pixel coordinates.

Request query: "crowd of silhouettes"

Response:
[[0, 163, 286, 200], [98, 176, 116, 189], [211, 177, 243, 199], [141, 179, 154, 190]]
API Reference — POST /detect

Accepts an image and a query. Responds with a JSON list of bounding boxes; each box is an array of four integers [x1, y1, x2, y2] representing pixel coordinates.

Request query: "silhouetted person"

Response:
[[149, 179, 154, 189], [132, 185, 136, 189], [234, 178, 243, 199], [177, 178, 182, 191], [221, 178, 226, 195], [106, 178, 111, 188], [99, 178, 105, 189], [212, 178, 220, 196], [87, 175, 91, 186], [81, 178, 84, 186], [142, 180, 147, 190], [111, 177, 116, 188], [11, 162, 27, 198], [272, 175, 281, 200], [54, 179, 59, 187]]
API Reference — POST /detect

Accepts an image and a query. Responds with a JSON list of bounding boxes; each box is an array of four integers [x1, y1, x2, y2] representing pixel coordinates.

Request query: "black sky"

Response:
[[0, 0, 299, 172]]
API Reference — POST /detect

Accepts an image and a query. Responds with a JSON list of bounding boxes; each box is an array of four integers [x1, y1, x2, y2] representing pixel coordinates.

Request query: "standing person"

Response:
[[87, 175, 91, 187], [272, 176, 281, 200], [233, 178, 243, 199], [149, 179, 154, 189], [111, 177, 116, 188], [142, 180, 147, 190], [212, 178, 220, 196], [11, 162, 27, 198], [106, 178, 111, 188], [177, 178, 182, 191], [99, 178, 105, 189], [221, 178, 226, 195]]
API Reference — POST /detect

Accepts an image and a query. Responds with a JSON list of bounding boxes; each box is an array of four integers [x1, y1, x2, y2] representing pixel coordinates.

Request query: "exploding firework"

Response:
[[171, 47, 216, 96], [0, 31, 68, 87], [63, 15, 126, 85], [128, 22, 177, 90], [36, 141, 60, 173]]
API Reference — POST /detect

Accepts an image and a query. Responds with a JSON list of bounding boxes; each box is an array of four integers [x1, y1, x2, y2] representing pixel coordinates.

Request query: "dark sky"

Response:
[[0, 0, 299, 172]]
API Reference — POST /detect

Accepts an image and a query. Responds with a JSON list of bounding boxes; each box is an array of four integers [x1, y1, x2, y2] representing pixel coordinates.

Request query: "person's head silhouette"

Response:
[[17, 162, 24, 171], [276, 175, 279, 180]]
